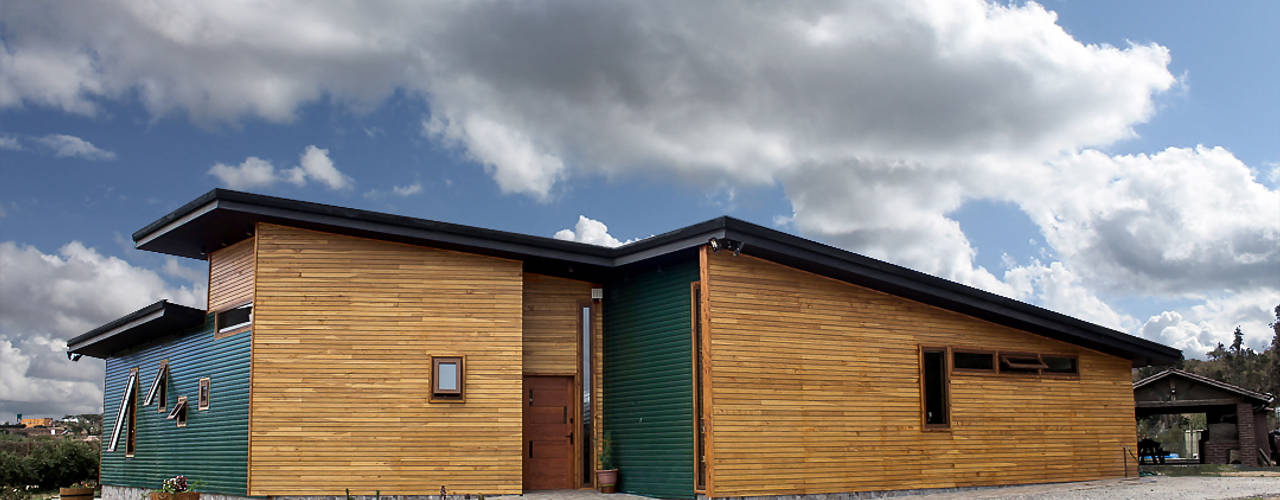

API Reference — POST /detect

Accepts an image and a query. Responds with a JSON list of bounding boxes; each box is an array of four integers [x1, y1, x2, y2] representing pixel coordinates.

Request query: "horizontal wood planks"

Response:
[[522, 273, 590, 375], [208, 237, 254, 312], [249, 223, 523, 496], [704, 252, 1136, 497]]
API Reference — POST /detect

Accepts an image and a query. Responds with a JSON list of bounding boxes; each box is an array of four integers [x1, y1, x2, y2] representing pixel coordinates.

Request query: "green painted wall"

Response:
[[101, 315, 250, 495], [603, 255, 697, 499]]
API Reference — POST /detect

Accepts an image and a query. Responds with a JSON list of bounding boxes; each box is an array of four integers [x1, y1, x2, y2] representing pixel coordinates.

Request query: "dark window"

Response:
[[921, 348, 949, 428], [1000, 353, 1048, 374], [581, 304, 594, 486], [1042, 356, 1078, 375], [169, 396, 188, 427], [432, 356, 464, 401], [692, 281, 706, 490], [146, 361, 168, 412], [217, 303, 252, 333], [198, 377, 211, 410], [953, 351, 994, 371], [126, 369, 138, 456], [108, 369, 138, 453]]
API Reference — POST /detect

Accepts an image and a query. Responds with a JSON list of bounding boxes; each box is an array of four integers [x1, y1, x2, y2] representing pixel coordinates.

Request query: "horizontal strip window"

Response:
[[216, 302, 252, 334], [951, 349, 1079, 377]]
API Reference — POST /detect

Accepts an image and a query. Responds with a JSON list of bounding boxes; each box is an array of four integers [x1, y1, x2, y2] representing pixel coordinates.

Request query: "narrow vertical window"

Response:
[[921, 347, 950, 429], [431, 355, 464, 401], [170, 396, 188, 427], [126, 368, 138, 456], [107, 369, 138, 453], [581, 304, 593, 485], [145, 361, 168, 412], [198, 377, 211, 410]]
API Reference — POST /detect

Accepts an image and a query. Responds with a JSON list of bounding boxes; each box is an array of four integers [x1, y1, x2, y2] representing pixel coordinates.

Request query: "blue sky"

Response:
[[0, 1, 1276, 418]]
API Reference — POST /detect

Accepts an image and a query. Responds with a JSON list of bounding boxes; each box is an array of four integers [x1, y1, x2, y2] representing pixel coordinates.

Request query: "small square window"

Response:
[[198, 377, 211, 410], [431, 356, 464, 401], [216, 303, 252, 334], [168, 396, 188, 428]]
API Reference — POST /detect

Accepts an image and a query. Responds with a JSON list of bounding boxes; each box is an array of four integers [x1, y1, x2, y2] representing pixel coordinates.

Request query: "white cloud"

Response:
[[208, 156, 278, 190], [36, 134, 115, 160], [208, 145, 351, 191], [3, 0, 1274, 358], [554, 216, 632, 248], [0, 135, 20, 150], [392, 183, 422, 196], [0, 241, 206, 417], [1139, 289, 1279, 358], [285, 145, 351, 190]]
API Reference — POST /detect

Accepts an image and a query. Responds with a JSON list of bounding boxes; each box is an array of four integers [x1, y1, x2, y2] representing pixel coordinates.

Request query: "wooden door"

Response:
[[523, 375, 574, 490]]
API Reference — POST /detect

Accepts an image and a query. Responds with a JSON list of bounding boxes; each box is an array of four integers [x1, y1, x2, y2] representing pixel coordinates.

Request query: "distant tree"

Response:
[[1269, 304, 1280, 399], [1231, 326, 1245, 354]]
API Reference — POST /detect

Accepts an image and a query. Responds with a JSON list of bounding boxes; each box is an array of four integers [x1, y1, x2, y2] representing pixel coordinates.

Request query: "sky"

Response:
[[0, 1, 1277, 419]]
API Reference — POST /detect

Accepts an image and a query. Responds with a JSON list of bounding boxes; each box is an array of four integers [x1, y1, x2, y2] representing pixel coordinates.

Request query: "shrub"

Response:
[[0, 440, 97, 489]]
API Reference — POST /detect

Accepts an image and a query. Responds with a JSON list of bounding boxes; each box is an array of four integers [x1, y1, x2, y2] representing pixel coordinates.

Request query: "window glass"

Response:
[[1000, 354, 1046, 374], [953, 351, 994, 371], [438, 363, 458, 391], [922, 349, 948, 427], [1042, 356, 1078, 374], [217, 303, 252, 333]]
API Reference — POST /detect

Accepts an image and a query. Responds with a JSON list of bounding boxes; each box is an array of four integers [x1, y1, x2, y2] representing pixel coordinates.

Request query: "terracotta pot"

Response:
[[59, 487, 94, 500], [596, 469, 619, 493], [150, 492, 199, 500]]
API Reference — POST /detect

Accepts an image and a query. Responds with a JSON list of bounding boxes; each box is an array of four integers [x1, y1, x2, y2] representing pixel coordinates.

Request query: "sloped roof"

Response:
[[79, 189, 1181, 365], [1134, 368, 1274, 405], [66, 300, 206, 358]]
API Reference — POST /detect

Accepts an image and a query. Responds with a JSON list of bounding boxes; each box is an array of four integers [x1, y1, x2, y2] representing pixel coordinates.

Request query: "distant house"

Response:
[[20, 417, 53, 428], [1134, 369, 1275, 465], [69, 189, 1180, 499]]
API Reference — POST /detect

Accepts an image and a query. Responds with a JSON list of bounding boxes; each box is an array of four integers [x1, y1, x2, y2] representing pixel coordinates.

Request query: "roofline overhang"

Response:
[[67, 300, 207, 358], [121, 189, 1182, 366], [1134, 368, 1274, 405]]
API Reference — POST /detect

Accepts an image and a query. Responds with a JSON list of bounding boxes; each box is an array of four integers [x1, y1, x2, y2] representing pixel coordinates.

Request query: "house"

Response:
[[20, 417, 54, 428], [1133, 368, 1275, 465], [68, 189, 1181, 500]]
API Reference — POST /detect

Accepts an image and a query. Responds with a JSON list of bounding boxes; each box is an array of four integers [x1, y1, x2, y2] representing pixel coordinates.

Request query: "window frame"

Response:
[[430, 355, 465, 403], [172, 396, 188, 428], [951, 350, 996, 374], [919, 345, 951, 431], [145, 360, 169, 413], [126, 368, 138, 457], [1038, 354, 1080, 378], [198, 377, 211, 410], [215, 301, 253, 338]]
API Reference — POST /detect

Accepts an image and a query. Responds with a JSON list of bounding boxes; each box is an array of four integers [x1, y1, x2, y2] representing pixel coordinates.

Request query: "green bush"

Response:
[[0, 440, 97, 489]]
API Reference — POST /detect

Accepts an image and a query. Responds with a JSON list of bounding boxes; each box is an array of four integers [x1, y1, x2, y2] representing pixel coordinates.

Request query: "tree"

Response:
[[1231, 326, 1245, 354]]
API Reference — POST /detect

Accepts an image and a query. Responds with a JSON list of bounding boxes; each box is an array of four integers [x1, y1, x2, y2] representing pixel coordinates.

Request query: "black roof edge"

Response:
[[66, 300, 207, 357], [129, 190, 1180, 366], [1134, 368, 1273, 404]]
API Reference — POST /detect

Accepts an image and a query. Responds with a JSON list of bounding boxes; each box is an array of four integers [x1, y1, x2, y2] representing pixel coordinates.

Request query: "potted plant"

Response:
[[596, 432, 618, 493], [59, 480, 95, 500], [149, 476, 198, 500]]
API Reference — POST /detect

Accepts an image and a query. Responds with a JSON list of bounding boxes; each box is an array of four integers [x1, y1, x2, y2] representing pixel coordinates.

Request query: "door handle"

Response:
[[567, 432, 573, 445]]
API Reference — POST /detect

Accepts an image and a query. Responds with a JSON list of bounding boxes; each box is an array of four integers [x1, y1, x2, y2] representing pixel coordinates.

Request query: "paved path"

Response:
[[494, 476, 1280, 500]]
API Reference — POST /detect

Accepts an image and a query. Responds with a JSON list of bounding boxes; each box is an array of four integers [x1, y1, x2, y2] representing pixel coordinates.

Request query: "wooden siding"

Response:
[[101, 316, 250, 494], [522, 273, 590, 375], [208, 237, 254, 312], [703, 251, 1137, 497], [249, 223, 524, 496], [520, 272, 603, 487]]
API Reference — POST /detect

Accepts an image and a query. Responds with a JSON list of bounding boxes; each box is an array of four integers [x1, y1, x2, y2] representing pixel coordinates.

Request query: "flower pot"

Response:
[[596, 468, 619, 493], [59, 487, 94, 500], [150, 492, 199, 500]]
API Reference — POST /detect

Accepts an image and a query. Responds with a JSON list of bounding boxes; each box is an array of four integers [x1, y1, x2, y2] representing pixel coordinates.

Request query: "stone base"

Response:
[[103, 486, 256, 500]]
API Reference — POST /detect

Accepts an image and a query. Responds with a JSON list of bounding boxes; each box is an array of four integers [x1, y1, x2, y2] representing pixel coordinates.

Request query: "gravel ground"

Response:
[[492, 476, 1280, 500], [896, 476, 1280, 500]]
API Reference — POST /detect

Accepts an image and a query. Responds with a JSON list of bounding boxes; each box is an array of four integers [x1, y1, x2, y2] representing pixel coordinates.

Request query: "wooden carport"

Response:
[[1134, 369, 1275, 466]]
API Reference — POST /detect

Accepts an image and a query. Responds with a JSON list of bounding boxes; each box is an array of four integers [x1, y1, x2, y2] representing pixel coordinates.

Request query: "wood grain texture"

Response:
[[248, 223, 523, 496], [208, 238, 254, 312], [522, 273, 591, 376], [704, 251, 1137, 497]]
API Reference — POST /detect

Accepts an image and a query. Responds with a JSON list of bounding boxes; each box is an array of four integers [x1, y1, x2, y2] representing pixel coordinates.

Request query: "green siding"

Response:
[[101, 315, 250, 495], [604, 256, 697, 499]]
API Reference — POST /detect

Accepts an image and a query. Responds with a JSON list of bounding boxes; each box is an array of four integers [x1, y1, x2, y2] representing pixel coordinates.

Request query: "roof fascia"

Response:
[[66, 307, 165, 353]]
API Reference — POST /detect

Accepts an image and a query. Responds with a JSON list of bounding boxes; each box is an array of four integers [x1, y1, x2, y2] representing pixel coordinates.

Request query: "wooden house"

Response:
[[68, 189, 1181, 499]]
